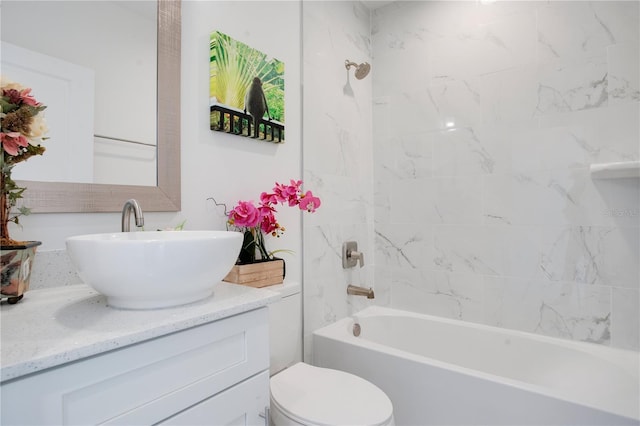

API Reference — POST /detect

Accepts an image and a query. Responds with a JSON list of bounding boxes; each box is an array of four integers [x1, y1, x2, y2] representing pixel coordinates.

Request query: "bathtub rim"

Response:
[[312, 306, 640, 422]]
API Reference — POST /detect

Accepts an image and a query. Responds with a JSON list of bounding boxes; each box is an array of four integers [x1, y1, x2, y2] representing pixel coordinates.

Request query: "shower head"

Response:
[[345, 60, 371, 80]]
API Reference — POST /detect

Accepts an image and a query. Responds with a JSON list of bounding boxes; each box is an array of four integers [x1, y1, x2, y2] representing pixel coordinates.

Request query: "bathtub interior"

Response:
[[314, 306, 640, 423], [352, 309, 638, 395]]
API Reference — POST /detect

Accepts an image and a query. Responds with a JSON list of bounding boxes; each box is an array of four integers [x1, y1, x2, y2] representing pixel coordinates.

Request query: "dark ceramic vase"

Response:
[[1, 241, 41, 304]]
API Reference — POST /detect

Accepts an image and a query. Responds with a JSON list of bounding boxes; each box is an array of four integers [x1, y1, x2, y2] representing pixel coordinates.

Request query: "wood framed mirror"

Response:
[[15, 0, 181, 213]]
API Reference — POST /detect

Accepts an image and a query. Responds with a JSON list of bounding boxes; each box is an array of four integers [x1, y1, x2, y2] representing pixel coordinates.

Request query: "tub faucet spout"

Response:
[[121, 199, 144, 232], [347, 284, 374, 299]]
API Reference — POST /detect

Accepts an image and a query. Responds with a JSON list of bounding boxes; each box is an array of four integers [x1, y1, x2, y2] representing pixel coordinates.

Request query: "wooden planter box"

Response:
[[223, 258, 285, 288]]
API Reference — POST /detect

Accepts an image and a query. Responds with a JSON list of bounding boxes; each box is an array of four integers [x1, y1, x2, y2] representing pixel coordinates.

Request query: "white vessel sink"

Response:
[[66, 231, 243, 309]]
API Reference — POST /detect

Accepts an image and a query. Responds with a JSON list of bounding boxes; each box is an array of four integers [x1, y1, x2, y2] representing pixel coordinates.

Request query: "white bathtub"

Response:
[[313, 306, 639, 426]]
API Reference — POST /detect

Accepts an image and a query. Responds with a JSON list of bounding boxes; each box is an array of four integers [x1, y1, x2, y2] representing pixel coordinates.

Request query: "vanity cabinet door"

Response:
[[0, 308, 269, 426], [159, 370, 269, 426]]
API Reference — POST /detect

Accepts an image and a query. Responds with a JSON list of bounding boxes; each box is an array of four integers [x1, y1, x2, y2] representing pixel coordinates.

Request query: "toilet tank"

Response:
[[268, 282, 302, 375]]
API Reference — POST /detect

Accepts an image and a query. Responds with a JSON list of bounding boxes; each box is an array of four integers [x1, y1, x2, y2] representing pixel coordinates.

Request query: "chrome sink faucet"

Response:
[[121, 199, 144, 232]]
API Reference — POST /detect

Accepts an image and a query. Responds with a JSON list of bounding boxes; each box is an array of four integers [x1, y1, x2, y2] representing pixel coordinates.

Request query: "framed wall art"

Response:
[[209, 31, 285, 143]]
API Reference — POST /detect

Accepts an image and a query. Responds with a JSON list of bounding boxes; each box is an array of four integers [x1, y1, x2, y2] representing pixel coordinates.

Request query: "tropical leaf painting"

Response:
[[210, 31, 285, 141]]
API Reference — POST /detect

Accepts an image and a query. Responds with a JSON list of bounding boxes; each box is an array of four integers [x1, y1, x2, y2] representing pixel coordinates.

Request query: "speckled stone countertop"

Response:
[[0, 283, 281, 382]]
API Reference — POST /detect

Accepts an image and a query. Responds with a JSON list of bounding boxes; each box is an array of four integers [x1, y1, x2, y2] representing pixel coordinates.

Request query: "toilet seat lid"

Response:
[[270, 363, 393, 426]]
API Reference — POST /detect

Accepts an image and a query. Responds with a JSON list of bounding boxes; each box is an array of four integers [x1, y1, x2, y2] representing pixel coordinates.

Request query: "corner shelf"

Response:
[[589, 160, 640, 179]]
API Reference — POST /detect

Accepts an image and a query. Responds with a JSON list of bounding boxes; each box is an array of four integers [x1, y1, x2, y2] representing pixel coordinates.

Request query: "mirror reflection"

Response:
[[1, 1, 158, 186]]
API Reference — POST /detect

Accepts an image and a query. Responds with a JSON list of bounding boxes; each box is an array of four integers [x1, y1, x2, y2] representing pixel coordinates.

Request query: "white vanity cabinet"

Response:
[[1, 307, 270, 426]]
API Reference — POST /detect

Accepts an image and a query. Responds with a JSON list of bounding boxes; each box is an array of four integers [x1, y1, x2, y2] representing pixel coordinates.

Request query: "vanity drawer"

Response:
[[0, 307, 269, 426]]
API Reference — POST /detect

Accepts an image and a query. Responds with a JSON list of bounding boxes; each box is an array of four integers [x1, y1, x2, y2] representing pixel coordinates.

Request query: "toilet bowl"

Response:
[[270, 362, 394, 426]]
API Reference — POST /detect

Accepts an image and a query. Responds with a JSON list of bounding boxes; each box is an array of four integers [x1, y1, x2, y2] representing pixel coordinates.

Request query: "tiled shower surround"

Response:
[[302, 1, 377, 359], [303, 0, 639, 353]]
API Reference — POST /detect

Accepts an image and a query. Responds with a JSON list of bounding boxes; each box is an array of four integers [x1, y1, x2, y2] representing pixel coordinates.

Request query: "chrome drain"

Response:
[[353, 323, 361, 337]]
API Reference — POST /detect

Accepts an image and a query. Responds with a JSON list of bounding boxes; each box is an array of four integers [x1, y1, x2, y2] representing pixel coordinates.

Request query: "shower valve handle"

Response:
[[343, 241, 364, 268], [349, 250, 364, 268]]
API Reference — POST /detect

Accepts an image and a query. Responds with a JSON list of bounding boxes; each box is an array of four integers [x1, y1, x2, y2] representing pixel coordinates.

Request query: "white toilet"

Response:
[[270, 362, 394, 426], [268, 283, 394, 426]]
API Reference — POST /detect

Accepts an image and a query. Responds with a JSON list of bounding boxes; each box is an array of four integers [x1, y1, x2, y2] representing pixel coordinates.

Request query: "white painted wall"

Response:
[[12, 1, 303, 285], [179, 0, 303, 282]]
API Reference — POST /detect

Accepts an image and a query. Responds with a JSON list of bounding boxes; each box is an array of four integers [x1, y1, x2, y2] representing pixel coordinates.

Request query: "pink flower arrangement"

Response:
[[1, 77, 49, 245], [228, 180, 321, 263]]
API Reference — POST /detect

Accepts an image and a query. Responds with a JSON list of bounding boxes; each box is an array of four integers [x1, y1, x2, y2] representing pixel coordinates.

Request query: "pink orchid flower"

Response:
[[228, 200, 260, 228], [257, 203, 276, 217], [260, 191, 279, 206], [273, 180, 303, 206], [299, 190, 321, 212], [226, 180, 320, 245], [260, 210, 280, 235]]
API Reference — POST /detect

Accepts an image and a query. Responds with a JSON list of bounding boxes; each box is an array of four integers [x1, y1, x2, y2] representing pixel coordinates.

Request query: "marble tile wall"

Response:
[[302, 1, 381, 361], [372, 1, 639, 350]]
